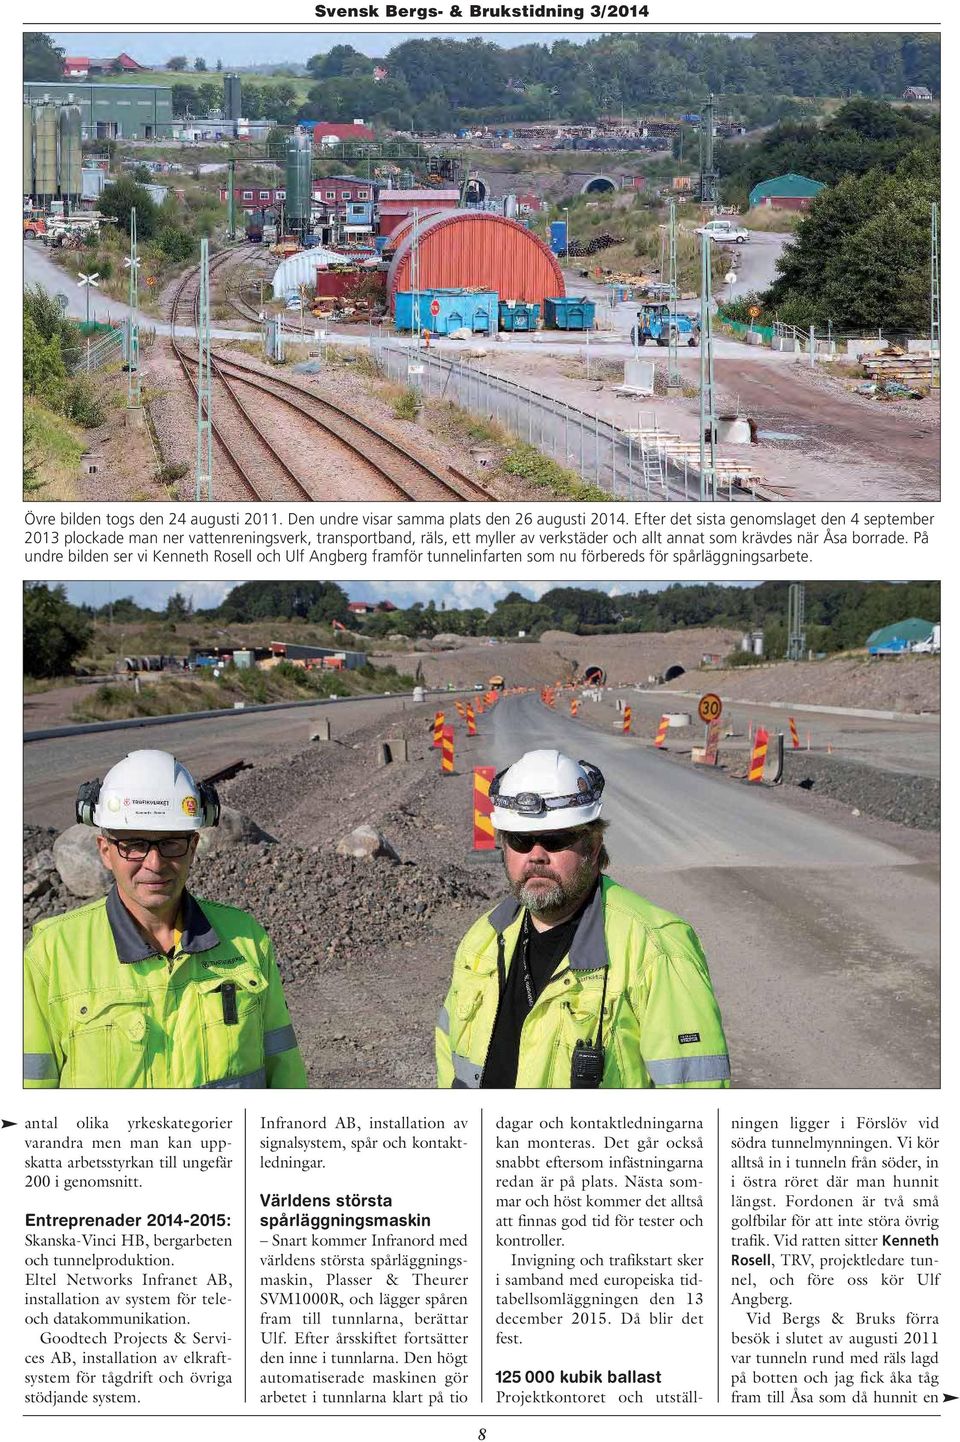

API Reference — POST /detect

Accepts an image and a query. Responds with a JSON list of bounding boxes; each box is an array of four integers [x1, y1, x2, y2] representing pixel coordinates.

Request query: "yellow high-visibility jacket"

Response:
[[24, 887, 307, 1089], [436, 877, 730, 1089]]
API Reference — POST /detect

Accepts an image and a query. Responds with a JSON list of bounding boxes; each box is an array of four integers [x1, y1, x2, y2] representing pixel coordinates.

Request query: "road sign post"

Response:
[[698, 693, 723, 724], [77, 270, 100, 333], [698, 692, 723, 754]]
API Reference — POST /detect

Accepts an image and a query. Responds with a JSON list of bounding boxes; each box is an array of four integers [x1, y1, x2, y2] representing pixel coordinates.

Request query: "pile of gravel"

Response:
[[22, 824, 496, 975], [23, 700, 504, 968], [23, 826, 67, 931], [782, 752, 939, 831], [190, 840, 494, 981]]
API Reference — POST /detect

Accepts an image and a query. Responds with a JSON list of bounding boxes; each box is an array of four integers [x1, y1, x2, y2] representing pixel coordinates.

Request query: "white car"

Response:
[[696, 219, 749, 244]]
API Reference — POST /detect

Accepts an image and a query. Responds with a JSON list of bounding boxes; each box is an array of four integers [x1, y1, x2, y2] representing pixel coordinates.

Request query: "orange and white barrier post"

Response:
[[433, 711, 445, 748], [623, 705, 632, 735], [788, 716, 800, 750], [703, 717, 722, 765], [441, 725, 455, 774], [466, 704, 477, 736], [748, 727, 769, 783], [654, 715, 669, 748], [473, 766, 496, 851], [570, 699, 579, 718]]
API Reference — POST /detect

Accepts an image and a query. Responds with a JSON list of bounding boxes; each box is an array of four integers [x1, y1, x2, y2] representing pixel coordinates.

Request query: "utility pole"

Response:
[[667, 197, 681, 392], [410, 207, 421, 349], [195, 238, 213, 502], [787, 583, 806, 661], [698, 232, 717, 500], [125, 206, 141, 412], [930, 200, 940, 389], [227, 155, 236, 241]]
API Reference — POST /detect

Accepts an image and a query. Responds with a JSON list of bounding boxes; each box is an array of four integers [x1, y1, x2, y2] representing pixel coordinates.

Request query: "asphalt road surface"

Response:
[[583, 687, 940, 778], [488, 694, 939, 1090], [23, 694, 416, 831]]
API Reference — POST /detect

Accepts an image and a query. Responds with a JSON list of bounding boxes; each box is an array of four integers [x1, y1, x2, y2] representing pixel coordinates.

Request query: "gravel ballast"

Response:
[[780, 752, 940, 831]]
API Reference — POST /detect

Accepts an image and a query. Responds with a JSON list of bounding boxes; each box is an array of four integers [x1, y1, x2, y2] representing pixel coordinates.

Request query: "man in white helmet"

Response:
[[436, 749, 728, 1089], [24, 749, 306, 1089]]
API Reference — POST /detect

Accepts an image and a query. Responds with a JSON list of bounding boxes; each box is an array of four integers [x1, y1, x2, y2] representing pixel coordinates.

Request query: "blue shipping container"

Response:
[[549, 220, 568, 255], [499, 301, 540, 332], [395, 289, 498, 336], [545, 296, 596, 331]]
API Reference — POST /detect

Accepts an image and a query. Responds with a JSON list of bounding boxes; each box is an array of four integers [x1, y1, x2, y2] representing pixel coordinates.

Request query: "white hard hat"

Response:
[[76, 749, 220, 831], [490, 750, 605, 833]]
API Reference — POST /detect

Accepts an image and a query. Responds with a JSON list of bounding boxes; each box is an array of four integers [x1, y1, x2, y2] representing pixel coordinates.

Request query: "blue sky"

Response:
[[63, 581, 713, 613], [49, 32, 603, 66]]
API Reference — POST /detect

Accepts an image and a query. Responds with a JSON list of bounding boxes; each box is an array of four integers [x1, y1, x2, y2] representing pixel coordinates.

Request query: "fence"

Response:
[[370, 338, 760, 501], [716, 310, 775, 344], [71, 324, 125, 374]]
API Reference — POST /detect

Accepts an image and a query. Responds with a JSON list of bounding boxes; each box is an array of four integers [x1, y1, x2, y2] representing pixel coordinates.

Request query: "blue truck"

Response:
[[632, 302, 700, 347]]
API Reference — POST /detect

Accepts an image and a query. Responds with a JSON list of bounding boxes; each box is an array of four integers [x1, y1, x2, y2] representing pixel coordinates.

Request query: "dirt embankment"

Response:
[[661, 654, 939, 715], [372, 627, 740, 689]]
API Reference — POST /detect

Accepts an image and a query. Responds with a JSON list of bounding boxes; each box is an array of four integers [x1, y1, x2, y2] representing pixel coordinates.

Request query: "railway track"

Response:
[[168, 252, 311, 501], [167, 251, 502, 503]]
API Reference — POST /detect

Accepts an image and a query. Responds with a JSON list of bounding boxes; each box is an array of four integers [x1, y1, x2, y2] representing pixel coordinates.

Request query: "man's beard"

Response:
[[509, 855, 597, 921]]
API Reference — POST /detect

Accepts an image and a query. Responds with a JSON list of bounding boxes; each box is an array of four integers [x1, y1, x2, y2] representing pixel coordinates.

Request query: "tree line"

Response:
[[25, 582, 939, 678], [26, 32, 938, 131], [717, 100, 939, 333], [294, 34, 938, 129]]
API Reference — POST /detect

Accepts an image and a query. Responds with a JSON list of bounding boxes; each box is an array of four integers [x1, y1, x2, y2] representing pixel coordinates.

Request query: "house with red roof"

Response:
[[63, 52, 145, 78]]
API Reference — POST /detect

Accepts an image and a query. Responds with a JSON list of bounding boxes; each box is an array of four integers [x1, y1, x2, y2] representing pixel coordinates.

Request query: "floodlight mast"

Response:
[[698, 232, 718, 501], [195, 238, 213, 502], [126, 206, 140, 410]]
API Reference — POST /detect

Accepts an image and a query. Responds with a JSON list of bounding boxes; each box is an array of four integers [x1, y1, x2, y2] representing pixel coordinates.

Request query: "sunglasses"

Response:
[[106, 836, 193, 860], [501, 830, 588, 854]]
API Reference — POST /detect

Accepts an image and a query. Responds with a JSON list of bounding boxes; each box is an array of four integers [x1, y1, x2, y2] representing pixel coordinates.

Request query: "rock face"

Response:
[[335, 826, 399, 862], [53, 825, 112, 898], [197, 807, 275, 856]]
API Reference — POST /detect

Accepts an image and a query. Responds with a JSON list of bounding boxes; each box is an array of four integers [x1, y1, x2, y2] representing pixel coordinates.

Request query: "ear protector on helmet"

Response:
[[75, 775, 221, 828], [76, 778, 102, 827], [197, 781, 221, 828]]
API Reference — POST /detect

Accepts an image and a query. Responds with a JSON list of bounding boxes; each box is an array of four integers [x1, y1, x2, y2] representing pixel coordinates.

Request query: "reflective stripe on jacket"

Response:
[[24, 887, 307, 1089], [436, 876, 729, 1089]]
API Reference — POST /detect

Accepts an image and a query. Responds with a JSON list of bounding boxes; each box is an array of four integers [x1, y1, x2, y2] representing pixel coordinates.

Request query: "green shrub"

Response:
[[502, 444, 608, 501], [392, 386, 420, 420], [155, 225, 195, 263], [61, 375, 106, 428], [159, 462, 189, 482], [232, 666, 269, 703]]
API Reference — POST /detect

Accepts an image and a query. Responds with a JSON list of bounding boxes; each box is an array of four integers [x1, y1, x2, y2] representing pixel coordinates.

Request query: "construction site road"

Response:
[[705, 357, 940, 497], [583, 686, 940, 778], [23, 693, 419, 831], [489, 693, 939, 1089]]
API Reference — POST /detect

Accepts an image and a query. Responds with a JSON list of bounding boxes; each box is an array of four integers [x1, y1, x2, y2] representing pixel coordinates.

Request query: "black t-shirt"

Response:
[[480, 895, 593, 1089]]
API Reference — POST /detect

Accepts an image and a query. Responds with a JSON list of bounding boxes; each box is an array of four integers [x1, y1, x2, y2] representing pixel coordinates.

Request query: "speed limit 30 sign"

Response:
[[698, 693, 723, 724]]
